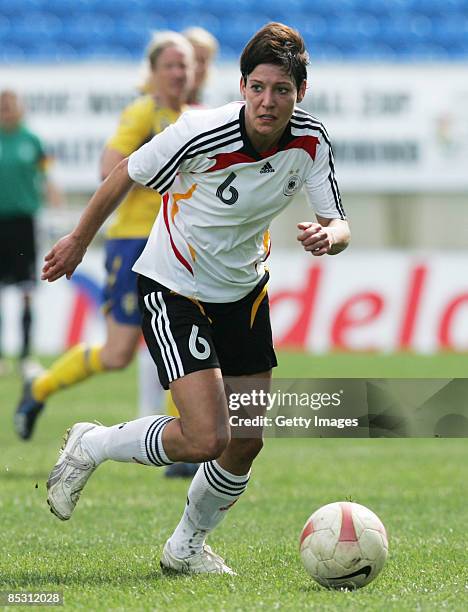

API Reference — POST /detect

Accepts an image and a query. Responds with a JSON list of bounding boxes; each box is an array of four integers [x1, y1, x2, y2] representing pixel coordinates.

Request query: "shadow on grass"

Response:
[[0, 568, 164, 588], [1, 566, 234, 588], [299, 582, 365, 595], [298, 582, 323, 593]]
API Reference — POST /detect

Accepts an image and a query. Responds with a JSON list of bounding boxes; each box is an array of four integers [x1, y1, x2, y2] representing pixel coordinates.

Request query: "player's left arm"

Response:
[[301, 123, 350, 256], [297, 217, 350, 257]]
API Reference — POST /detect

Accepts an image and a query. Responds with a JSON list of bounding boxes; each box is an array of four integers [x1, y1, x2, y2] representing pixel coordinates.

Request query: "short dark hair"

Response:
[[240, 23, 309, 90]]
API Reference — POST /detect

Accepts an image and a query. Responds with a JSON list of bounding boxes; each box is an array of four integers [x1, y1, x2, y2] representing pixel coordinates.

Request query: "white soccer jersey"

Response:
[[129, 101, 345, 302]]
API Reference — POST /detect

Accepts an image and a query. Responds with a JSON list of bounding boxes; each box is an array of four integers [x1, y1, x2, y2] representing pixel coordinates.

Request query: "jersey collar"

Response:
[[239, 105, 294, 160]]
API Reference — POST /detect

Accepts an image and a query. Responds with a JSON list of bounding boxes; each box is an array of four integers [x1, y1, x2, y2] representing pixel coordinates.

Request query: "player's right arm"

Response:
[[42, 108, 200, 283], [42, 99, 155, 282], [100, 97, 153, 179], [300, 120, 349, 257], [42, 159, 133, 282], [101, 148, 125, 179]]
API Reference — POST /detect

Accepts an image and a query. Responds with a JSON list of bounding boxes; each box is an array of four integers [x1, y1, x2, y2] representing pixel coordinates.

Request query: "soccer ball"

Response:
[[299, 501, 388, 589]]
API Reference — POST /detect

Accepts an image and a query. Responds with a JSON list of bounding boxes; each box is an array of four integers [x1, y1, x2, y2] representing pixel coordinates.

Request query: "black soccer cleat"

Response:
[[14, 380, 44, 440]]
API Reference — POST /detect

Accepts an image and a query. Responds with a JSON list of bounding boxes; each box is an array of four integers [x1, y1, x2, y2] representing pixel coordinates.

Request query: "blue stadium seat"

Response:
[[34, 0, 87, 18], [90, 0, 149, 18], [219, 46, 238, 61], [0, 14, 11, 37], [340, 0, 394, 17], [345, 41, 397, 61], [27, 42, 78, 62], [128, 13, 168, 34], [216, 15, 273, 50], [59, 16, 115, 51], [0, 44, 26, 62], [308, 44, 344, 61], [6, 14, 62, 48], [402, 42, 451, 60], [409, 14, 433, 39], [269, 0, 324, 15], [327, 14, 369, 48], [0, 0, 42, 17], [407, 0, 464, 16], [173, 15, 221, 39], [356, 15, 381, 38], [116, 14, 167, 56], [111, 23, 148, 56], [84, 43, 134, 60], [379, 14, 421, 48], [432, 16, 468, 46], [299, 16, 329, 42], [153, 0, 204, 16], [449, 39, 468, 58], [1, 0, 468, 62], [199, 0, 257, 16]]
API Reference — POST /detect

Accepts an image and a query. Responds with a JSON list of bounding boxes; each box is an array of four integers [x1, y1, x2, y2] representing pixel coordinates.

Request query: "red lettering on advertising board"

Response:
[[398, 265, 427, 349], [331, 292, 384, 350], [66, 293, 92, 348], [439, 294, 468, 349], [269, 266, 322, 348]]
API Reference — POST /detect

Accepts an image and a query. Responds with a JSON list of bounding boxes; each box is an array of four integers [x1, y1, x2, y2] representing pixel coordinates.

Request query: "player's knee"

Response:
[[195, 431, 231, 462], [104, 354, 132, 370], [102, 347, 135, 370]]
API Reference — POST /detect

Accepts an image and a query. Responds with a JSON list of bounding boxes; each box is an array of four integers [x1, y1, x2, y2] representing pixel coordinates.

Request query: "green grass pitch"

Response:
[[0, 352, 467, 610]]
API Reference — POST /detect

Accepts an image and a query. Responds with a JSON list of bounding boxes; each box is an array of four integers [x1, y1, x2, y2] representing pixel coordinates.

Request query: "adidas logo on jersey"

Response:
[[260, 161, 275, 174]]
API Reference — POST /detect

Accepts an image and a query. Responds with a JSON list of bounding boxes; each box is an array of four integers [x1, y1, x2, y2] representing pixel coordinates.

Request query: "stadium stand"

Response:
[[0, 0, 467, 61]]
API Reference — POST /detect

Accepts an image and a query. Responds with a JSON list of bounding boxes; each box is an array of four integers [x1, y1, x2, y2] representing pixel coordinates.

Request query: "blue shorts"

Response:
[[102, 238, 147, 325]]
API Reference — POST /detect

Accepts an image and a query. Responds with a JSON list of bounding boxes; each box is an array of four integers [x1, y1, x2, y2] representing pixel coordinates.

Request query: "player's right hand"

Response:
[[41, 233, 87, 282]]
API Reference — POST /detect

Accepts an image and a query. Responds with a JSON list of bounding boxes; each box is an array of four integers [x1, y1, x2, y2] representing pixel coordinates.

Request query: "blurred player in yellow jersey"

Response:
[[14, 31, 194, 441], [183, 27, 219, 105], [136, 27, 219, 477]]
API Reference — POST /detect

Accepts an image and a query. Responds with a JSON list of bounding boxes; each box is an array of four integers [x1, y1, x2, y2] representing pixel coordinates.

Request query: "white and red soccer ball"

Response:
[[299, 501, 388, 589]]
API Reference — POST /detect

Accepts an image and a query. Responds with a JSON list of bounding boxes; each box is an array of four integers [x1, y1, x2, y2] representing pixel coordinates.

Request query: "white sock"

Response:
[[169, 460, 250, 559], [81, 416, 175, 466], [137, 346, 166, 417]]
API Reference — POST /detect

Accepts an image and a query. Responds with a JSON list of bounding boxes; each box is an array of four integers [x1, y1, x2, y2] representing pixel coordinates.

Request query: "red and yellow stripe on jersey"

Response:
[[106, 95, 186, 239]]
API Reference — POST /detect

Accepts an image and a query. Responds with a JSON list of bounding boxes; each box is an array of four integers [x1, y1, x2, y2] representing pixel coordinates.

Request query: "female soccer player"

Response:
[[44, 23, 350, 574], [14, 31, 194, 439]]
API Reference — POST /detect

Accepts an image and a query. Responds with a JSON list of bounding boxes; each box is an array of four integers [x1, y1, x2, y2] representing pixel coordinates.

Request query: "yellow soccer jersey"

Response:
[[106, 96, 184, 238]]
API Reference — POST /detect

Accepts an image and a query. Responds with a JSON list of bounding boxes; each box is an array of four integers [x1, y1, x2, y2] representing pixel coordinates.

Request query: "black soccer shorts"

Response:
[[138, 272, 277, 390], [0, 215, 36, 286]]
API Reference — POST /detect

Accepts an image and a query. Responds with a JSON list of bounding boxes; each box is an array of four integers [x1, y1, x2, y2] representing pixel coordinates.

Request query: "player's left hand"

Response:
[[297, 222, 335, 256], [41, 233, 87, 282]]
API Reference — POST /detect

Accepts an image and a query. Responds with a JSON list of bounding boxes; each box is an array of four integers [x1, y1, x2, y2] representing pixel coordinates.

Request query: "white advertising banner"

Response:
[[0, 64, 138, 191], [1, 62, 468, 192], [2, 250, 468, 355]]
